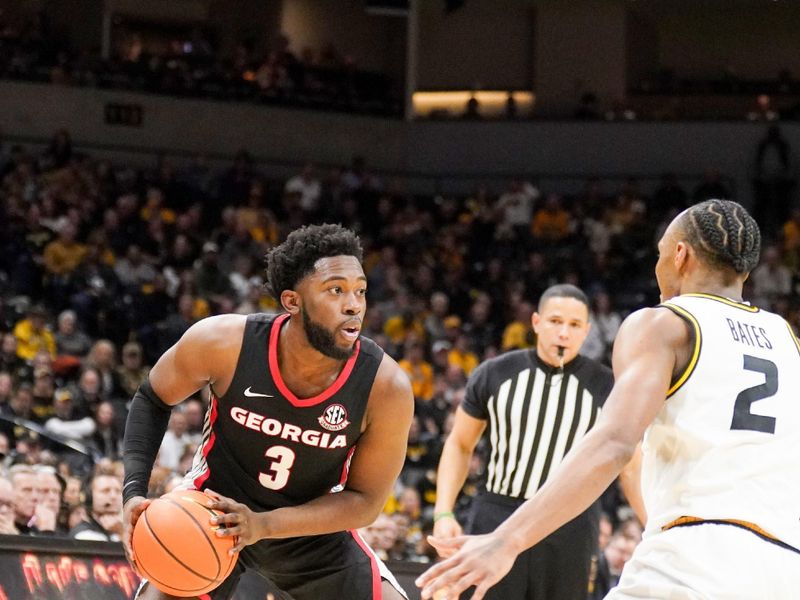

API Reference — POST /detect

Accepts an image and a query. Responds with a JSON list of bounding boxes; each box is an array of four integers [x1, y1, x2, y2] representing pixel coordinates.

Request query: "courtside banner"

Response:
[[0, 536, 426, 599], [0, 536, 138, 599]]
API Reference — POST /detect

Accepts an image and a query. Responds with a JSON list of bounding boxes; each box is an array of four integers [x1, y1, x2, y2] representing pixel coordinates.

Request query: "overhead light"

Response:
[[413, 90, 535, 118]]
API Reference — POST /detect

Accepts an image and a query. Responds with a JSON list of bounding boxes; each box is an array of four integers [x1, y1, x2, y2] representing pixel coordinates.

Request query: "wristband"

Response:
[[433, 511, 455, 522]]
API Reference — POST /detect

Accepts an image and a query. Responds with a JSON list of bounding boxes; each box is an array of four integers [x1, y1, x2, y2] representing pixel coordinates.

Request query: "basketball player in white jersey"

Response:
[[416, 199, 800, 599]]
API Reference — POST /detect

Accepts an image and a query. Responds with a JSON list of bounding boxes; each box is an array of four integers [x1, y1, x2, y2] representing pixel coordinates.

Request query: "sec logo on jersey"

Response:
[[318, 403, 350, 432]]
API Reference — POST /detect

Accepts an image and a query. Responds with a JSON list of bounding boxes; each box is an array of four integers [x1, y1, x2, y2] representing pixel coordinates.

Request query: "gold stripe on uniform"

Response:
[[682, 293, 759, 312], [661, 516, 779, 542], [785, 322, 800, 356], [662, 516, 800, 555], [659, 303, 702, 398]]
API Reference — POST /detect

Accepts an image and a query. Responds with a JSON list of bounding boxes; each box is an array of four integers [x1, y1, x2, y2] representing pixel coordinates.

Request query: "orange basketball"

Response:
[[132, 489, 238, 597]]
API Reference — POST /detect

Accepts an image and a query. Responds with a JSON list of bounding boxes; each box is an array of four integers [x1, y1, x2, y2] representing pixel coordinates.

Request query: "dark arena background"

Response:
[[1, 0, 799, 599]]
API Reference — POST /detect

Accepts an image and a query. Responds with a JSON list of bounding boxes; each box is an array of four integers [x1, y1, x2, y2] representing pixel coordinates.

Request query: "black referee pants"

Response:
[[462, 492, 599, 600]]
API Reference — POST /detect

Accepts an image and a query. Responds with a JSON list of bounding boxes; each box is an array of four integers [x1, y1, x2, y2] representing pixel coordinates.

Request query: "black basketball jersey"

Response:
[[184, 313, 384, 511]]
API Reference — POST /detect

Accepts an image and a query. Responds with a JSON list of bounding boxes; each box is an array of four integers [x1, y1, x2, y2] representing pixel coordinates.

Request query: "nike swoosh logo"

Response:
[[244, 386, 273, 398]]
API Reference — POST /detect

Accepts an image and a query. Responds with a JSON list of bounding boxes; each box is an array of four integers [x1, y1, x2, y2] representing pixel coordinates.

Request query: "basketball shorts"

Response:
[[136, 529, 407, 600], [607, 522, 800, 599]]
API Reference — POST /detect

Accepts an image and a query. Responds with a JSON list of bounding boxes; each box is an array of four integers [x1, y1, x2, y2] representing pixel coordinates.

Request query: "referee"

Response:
[[432, 284, 643, 600]]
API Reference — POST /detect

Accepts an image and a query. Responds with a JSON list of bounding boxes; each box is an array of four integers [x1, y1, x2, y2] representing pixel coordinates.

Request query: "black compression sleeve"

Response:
[[122, 379, 173, 504]]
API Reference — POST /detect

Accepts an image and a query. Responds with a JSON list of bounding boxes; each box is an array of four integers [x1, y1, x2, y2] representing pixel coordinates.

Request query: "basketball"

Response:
[[131, 489, 238, 597]]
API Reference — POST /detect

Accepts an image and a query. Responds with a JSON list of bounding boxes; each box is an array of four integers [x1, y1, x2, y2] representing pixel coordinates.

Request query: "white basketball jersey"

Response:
[[641, 293, 800, 550]]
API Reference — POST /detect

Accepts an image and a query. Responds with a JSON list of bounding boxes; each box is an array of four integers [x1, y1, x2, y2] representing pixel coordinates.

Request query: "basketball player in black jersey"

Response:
[[122, 224, 414, 600]]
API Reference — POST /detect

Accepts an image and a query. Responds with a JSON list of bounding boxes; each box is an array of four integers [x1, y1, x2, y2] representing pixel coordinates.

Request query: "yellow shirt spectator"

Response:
[[502, 320, 534, 351], [448, 347, 479, 376], [13, 313, 57, 361], [399, 358, 435, 401], [42, 239, 87, 276], [384, 314, 426, 347]]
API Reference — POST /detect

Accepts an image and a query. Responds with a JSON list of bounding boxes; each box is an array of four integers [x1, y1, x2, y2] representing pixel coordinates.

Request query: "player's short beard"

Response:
[[302, 308, 354, 360]]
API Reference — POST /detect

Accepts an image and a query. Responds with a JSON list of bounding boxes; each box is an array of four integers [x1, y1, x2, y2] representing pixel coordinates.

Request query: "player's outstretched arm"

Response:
[[416, 307, 688, 600], [122, 315, 246, 567], [211, 354, 414, 541]]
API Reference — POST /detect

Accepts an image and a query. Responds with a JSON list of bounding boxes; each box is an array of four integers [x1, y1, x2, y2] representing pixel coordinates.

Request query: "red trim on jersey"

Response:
[[198, 595, 212, 600], [338, 446, 357, 487], [193, 395, 219, 489], [350, 530, 382, 600], [268, 312, 361, 407]]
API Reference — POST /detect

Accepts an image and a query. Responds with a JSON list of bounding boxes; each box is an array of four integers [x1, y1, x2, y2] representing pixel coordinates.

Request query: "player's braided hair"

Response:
[[680, 199, 761, 274], [265, 223, 363, 300]]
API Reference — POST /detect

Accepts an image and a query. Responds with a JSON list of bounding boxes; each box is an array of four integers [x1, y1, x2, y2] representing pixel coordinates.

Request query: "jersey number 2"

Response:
[[258, 445, 296, 490], [730, 355, 777, 434]]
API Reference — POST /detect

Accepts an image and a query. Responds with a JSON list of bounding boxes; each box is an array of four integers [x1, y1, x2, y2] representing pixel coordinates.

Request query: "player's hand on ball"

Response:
[[205, 489, 262, 554], [122, 496, 151, 574]]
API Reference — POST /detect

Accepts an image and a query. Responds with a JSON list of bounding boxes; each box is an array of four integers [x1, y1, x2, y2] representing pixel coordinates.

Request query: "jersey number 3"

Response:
[[258, 445, 296, 490], [730, 355, 777, 434]]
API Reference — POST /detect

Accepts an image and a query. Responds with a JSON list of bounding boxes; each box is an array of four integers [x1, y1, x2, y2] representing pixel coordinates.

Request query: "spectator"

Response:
[[753, 125, 795, 235], [0, 371, 13, 406], [158, 410, 192, 471], [86, 340, 125, 401], [67, 367, 105, 414], [0, 476, 19, 535], [749, 245, 792, 310], [69, 471, 123, 541], [90, 401, 122, 460], [285, 164, 322, 216], [496, 179, 540, 243], [398, 341, 435, 402], [574, 92, 601, 119], [0, 333, 25, 376], [9, 464, 57, 534], [782, 207, 800, 271], [424, 292, 450, 344], [447, 333, 479, 376], [12, 305, 56, 361], [531, 193, 572, 244], [116, 341, 150, 399], [463, 297, 499, 355], [590, 530, 638, 599], [582, 291, 623, 364], [193, 241, 234, 307], [34, 465, 66, 534], [42, 221, 86, 283], [0, 383, 37, 445], [114, 245, 156, 290], [181, 398, 205, 445], [54, 309, 92, 358], [501, 301, 534, 351], [362, 513, 398, 561], [44, 388, 95, 442], [404, 415, 440, 487], [30, 367, 56, 422]]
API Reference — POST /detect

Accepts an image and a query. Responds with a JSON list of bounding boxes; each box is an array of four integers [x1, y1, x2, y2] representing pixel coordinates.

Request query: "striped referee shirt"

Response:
[[462, 350, 613, 499]]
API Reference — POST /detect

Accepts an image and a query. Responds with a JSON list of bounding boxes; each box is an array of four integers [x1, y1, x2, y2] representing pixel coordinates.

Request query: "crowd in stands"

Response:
[[1, 127, 798, 580], [0, 11, 399, 116]]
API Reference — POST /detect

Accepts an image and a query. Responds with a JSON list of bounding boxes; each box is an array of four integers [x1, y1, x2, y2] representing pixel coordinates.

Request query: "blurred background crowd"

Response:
[[2, 2, 800, 596], [0, 9, 398, 117], [1, 123, 798, 584]]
